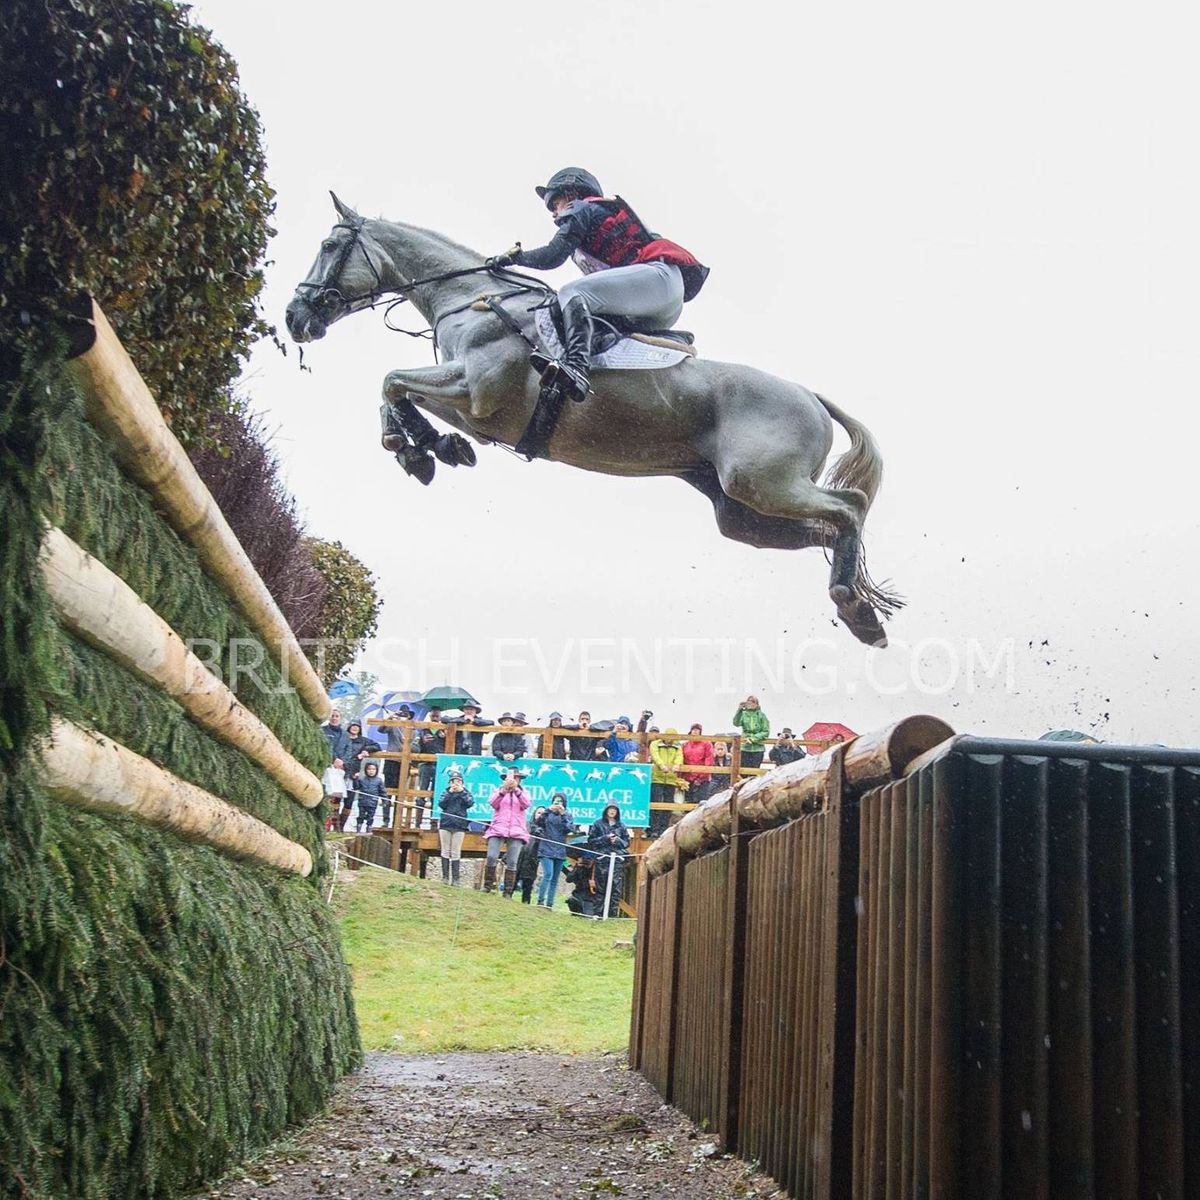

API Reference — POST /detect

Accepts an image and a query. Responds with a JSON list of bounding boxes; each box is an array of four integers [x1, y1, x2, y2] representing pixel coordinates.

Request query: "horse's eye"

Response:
[[322, 239, 337, 252]]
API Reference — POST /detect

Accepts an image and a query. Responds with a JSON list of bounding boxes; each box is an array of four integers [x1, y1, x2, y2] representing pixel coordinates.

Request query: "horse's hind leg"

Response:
[[715, 457, 888, 647]]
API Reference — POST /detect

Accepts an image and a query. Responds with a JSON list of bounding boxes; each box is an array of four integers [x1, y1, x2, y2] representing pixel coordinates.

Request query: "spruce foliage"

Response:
[[1, 356, 360, 1198]]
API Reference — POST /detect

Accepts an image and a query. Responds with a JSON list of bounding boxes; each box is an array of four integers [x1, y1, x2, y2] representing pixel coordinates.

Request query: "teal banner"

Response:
[[431, 754, 651, 828]]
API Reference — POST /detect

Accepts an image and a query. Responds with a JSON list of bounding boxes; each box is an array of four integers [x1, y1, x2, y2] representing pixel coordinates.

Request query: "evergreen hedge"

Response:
[[0, 0, 275, 452], [1, 352, 360, 1198]]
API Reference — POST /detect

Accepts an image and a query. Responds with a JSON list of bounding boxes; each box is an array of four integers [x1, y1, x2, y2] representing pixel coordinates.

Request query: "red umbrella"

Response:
[[801, 721, 858, 746]]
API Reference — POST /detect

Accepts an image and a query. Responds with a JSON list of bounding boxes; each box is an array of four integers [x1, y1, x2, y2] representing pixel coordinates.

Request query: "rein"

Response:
[[296, 215, 552, 357]]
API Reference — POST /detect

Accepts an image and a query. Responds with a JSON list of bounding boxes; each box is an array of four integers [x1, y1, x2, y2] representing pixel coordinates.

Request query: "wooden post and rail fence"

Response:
[[629, 716, 1200, 1198]]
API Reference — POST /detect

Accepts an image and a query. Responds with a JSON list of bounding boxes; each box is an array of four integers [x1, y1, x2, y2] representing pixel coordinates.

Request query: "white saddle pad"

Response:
[[533, 308, 691, 370]]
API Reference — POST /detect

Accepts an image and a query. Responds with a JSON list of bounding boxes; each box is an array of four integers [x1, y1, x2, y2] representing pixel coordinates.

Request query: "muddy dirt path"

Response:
[[200, 1051, 782, 1198]]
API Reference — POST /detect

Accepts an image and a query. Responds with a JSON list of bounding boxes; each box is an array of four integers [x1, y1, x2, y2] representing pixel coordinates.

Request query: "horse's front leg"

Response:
[[380, 363, 477, 482]]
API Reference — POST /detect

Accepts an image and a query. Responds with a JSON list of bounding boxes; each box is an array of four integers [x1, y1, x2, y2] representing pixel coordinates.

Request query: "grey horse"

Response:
[[285, 194, 900, 647]]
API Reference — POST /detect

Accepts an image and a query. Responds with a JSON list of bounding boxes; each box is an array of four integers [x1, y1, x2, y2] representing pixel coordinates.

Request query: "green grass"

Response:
[[338, 867, 635, 1054]]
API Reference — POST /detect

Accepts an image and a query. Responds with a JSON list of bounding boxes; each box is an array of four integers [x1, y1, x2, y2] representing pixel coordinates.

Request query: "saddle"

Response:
[[532, 306, 697, 371]]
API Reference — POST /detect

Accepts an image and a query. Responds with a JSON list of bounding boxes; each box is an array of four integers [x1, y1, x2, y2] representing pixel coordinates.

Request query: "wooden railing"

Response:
[[368, 717, 835, 871]]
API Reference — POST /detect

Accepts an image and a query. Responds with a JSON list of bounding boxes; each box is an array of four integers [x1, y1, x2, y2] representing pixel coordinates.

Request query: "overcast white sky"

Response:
[[191, 0, 1198, 744]]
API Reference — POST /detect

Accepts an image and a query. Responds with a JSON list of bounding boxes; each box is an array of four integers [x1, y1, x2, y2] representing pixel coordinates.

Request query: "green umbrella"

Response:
[[1039, 729, 1100, 743], [420, 685, 479, 709]]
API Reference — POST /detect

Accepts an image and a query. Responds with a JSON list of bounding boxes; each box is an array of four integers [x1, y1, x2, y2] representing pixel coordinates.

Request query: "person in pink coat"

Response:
[[483, 771, 531, 897]]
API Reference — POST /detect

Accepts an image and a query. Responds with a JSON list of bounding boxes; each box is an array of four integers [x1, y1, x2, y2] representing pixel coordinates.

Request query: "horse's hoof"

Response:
[[451, 434, 477, 467], [381, 433, 405, 453], [835, 593, 889, 649], [396, 448, 435, 486], [433, 433, 477, 468]]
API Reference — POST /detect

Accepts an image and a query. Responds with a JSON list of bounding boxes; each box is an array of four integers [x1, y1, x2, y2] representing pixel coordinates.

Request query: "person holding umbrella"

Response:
[[455, 700, 486, 755]]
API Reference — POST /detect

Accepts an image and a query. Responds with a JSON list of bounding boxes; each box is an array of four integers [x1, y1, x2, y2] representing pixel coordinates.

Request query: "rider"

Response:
[[488, 168, 708, 403]]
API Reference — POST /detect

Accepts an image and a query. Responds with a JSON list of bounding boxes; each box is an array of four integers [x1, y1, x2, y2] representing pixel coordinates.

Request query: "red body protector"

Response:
[[579, 196, 709, 300]]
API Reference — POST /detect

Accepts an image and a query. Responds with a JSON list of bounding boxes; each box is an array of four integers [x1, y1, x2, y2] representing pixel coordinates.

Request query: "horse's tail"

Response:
[[816, 393, 904, 618], [816, 392, 883, 509]]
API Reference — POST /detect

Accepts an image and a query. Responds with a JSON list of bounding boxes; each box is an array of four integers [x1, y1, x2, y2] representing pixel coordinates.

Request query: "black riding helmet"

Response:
[[535, 167, 602, 211]]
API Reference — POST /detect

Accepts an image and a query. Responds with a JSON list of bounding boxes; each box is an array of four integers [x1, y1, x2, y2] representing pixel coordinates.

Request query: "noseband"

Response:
[[294, 216, 386, 318]]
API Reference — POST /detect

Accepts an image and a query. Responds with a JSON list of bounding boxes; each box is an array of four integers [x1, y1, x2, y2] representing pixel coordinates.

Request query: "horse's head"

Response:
[[286, 193, 388, 342]]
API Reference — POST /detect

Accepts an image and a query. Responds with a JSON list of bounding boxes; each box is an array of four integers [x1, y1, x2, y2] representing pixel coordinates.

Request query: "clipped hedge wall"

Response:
[[0, 775, 358, 1199], [1, 348, 360, 1198]]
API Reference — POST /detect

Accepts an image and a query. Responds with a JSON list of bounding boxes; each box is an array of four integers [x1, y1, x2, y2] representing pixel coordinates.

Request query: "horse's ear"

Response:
[[330, 191, 357, 220]]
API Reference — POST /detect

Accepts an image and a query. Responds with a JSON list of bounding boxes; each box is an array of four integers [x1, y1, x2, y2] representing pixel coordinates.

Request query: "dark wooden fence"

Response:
[[630, 734, 1200, 1199]]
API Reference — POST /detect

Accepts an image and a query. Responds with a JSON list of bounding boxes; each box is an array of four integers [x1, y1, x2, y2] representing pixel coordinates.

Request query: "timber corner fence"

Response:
[[630, 718, 1200, 1199]]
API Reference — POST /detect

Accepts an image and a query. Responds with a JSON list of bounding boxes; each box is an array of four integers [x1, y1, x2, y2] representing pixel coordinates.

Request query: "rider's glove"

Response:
[[486, 243, 521, 269]]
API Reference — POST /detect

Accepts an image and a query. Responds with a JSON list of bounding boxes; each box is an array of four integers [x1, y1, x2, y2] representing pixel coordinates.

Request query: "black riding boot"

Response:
[[531, 296, 593, 403]]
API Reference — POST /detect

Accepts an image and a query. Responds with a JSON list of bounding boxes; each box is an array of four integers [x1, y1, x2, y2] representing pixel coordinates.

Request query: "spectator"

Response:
[[437, 772, 472, 885], [649, 729, 687, 836], [454, 701, 486, 755], [322, 762, 347, 832], [491, 712, 528, 764], [603, 716, 638, 763], [546, 712, 569, 759], [415, 709, 446, 826], [339, 721, 380, 830], [321, 709, 351, 781], [568, 711, 601, 761], [587, 803, 631, 917], [768, 727, 807, 767], [682, 723, 716, 805], [381, 703, 417, 826], [514, 806, 547, 904], [354, 761, 386, 833], [535, 792, 575, 909], [732, 695, 770, 773], [711, 739, 733, 794], [637, 709, 654, 735], [483, 771, 531, 896], [565, 851, 600, 918]]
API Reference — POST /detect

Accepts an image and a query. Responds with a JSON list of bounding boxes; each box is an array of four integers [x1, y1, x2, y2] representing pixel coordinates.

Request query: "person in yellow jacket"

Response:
[[648, 728, 687, 836]]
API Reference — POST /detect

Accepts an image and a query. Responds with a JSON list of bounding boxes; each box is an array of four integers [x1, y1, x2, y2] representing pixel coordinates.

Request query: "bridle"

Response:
[[293, 214, 555, 359], [293, 216, 389, 320]]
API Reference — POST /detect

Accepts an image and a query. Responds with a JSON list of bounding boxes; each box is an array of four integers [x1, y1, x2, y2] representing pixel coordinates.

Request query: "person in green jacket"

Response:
[[732, 695, 771, 773]]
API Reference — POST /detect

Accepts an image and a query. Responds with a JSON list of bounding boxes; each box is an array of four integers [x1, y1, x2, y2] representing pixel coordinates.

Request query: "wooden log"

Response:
[[66, 300, 329, 722], [39, 717, 313, 876], [41, 527, 324, 808], [644, 716, 956, 876]]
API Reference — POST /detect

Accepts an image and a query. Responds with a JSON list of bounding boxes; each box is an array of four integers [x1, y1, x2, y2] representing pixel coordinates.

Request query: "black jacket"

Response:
[[567, 729, 600, 761], [345, 734, 381, 774], [587, 815, 631, 857], [768, 742, 806, 766], [417, 727, 445, 760], [438, 787, 473, 832], [454, 719, 487, 756], [356, 774, 387, 805], [491, 731, 528, 761]]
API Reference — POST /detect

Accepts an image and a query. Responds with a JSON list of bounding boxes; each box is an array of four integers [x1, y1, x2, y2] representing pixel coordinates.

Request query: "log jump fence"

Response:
[[630, 721, 1200, 1199], [43, 300, 330, 874]]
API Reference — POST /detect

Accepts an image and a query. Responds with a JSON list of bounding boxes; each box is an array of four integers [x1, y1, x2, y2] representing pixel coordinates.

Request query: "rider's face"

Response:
[[550, 193, 576, 216]]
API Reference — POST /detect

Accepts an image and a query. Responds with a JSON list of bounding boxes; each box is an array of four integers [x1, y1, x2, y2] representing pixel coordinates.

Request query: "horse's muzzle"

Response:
[[285, 296, 327, 343]]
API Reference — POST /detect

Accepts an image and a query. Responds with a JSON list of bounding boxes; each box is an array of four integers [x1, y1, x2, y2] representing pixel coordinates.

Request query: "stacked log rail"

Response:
[[40, 299, 329, 874]]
